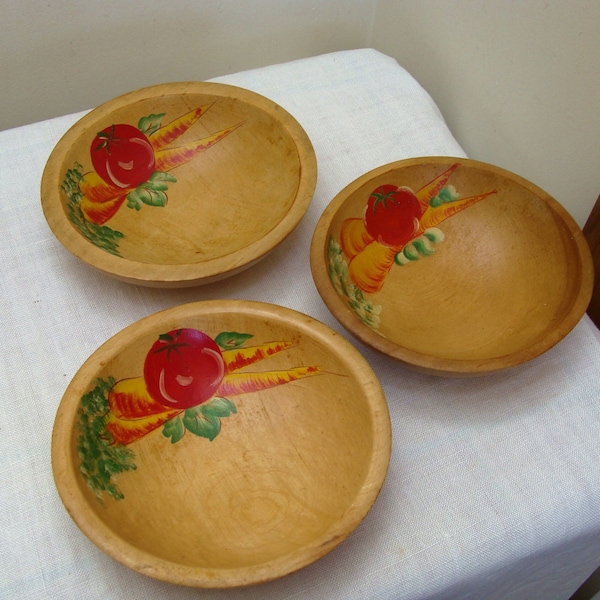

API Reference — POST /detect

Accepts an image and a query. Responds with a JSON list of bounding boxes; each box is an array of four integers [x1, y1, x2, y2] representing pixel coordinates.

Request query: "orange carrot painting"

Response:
[[77, 329, 324, 501], [61, 104, 243, 256], [328, 164, 496, 329]]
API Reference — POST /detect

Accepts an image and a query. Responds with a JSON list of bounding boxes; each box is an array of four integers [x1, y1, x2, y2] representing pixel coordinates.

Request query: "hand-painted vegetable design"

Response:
[[91, 123, 156, 189], [337, 163, 496, 295], [61, 104, 244, 255], [76, 329, 324, 500], [143, 328, 225, 409], [364, 185, 421, 247], [79, 105, 243, 225]]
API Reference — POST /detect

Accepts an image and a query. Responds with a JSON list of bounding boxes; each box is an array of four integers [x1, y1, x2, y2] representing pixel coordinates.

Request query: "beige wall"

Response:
[[2, 1, 598, 225], [372, 0, 600, 226], [0, 0, 375, 130]]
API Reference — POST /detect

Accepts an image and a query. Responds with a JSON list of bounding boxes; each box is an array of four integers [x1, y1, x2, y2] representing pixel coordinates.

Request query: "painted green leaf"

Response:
[[126, 191, 143, 210], [150, 171, 177, 185], [201, 397, 237, 418], [163, 415, 185, 444], [429, 185, 459, 208], [327, 236, 381, 330], [137, 187, 156, 205], [138, 113, 165, 136], [394, 228, 445, 266], [183, 407, 221, 441], [142, 188, 167, 207], [215, 331, 254, 349], [125, 171, 176, 209], [62, 163, 124, 256], [161, 398, 238, 445], [146, 180, 169, 192], [76, 376, 137, 501], [128, 187, 162, 208]]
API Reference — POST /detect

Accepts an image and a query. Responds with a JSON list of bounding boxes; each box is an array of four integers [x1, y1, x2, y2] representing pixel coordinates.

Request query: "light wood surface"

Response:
[[583, 193, 600, 329], [51, 300, 391, 587], [41, 82, 317, 287], [310, 157, 594, 376]]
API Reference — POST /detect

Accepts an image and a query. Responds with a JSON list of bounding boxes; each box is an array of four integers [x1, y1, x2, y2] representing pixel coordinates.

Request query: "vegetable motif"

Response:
[[62, 104, 244, 255], [363, 185, 421, 247], [143, 328, 225, 409], [337, 163, 497, 296], [77, 329, 324, 500], [91, 123, 156, 189]]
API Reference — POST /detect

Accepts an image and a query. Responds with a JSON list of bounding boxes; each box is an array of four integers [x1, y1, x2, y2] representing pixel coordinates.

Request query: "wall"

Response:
[[2, 1, 598, 225], [0, 0, 374, 130], [371, 0, 600, 226]]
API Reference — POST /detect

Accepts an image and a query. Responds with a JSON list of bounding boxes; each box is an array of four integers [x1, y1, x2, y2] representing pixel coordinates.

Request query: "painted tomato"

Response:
[[363, 184, 421, 248], [91, 123, 156, 189], [143, 328, 225, 409]]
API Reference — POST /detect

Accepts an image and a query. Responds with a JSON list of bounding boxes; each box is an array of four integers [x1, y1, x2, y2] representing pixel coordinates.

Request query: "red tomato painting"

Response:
[[143, 328, 225, 409], [91, 124, 156, 189], [363, 185, 421, 248]]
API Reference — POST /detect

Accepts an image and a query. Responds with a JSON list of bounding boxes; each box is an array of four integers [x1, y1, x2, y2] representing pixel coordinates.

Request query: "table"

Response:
[[2, 49, 600, 600]]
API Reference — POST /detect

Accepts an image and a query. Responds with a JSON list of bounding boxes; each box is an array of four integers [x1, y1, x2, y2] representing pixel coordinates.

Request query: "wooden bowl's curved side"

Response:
[[51, 301, 391, 587], [310, 157, 595, 376], [41, 83, 317, 287], [583, 192, 600, 328]]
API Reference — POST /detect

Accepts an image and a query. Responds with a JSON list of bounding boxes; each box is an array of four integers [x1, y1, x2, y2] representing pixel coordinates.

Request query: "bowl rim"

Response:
[[310, 156, 595, 375], [51, 299, 392, 587], [41, 81, 317, 287]]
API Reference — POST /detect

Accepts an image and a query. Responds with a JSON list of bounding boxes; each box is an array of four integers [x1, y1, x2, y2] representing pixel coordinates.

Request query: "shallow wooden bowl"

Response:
[[41, 82, 317, 287], [52, 300, 391, 587], [310, 157, 594, 376]]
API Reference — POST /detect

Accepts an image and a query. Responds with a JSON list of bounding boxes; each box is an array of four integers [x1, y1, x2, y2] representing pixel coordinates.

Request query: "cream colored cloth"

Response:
[[1, 49, 599, 600]]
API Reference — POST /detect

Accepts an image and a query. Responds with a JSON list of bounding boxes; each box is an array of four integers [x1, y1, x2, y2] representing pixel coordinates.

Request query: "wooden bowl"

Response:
[[51, 300, 391, 587], [310, 157, 594, 376], [41, 82, 317, 287]]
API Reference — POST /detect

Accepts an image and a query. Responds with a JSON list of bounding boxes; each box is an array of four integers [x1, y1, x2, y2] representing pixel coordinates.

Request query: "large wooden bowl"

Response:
[[51, 300, 391, 587], [41, 82, 317, 287], [310, 157, 594, 376]]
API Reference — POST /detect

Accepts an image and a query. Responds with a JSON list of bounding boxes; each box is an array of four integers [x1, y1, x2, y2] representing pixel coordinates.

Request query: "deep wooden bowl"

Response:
[[310, 157, 594, 376], [51, 300, 391, 587], [41, 82, 317, 287]]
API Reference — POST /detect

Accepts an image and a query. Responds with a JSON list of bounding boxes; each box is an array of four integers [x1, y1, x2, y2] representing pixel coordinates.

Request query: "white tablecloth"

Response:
[[1, 49, 599, 600]]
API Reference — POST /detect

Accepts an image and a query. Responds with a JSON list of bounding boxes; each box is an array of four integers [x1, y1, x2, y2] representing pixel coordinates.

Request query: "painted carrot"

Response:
[[415, 163, 460, 213], [348, 241, 397, 294], [148, 104, 214, 152], [106, 377, 182, 445], [76, 116, 242, 224], [154, 122, 244, 173], [80, 194, 127, 224], [340, 218, 375, 260], [79, 171, 128, 204], [106, 408, 182, 446], [216, 366, 323, 397], [417, 190, 497, 232], [104, 363, 322, 446], [108, 377, 180, 420], [222, 341, 296, 372]]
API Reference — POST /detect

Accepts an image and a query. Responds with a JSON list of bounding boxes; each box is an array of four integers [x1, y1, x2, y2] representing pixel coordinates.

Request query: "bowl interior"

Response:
[[311, 157, 594, 375], [52, 301, 390, 587], [42, 83, 316, 286]]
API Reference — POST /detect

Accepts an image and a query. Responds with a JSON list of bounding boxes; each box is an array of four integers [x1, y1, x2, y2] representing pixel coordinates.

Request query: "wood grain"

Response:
[[51, 300, 391, 587], [41, 82, 317, 287], [310, 157, 595, 376], [583, 193, 600, 328]]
